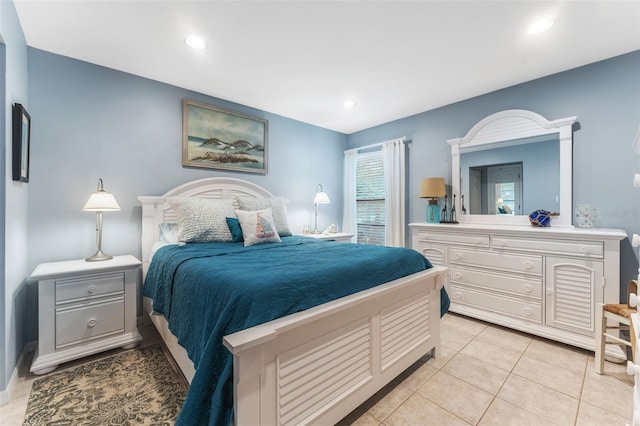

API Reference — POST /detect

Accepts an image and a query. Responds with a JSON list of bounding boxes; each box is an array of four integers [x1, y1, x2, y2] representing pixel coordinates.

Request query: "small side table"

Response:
[[301, 232, 354, 243], [30, 255, 142, 375]]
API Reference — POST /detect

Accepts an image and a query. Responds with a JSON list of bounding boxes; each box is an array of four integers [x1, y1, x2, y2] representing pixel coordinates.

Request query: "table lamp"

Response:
[[83, 178, 120, 261], [419, 177, 446, 223], [312, 184, 330, 234]]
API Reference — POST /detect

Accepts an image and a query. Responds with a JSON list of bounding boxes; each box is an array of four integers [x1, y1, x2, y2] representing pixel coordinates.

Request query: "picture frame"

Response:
[[182, 99, 268, 174], [12, 103, 31, 182]]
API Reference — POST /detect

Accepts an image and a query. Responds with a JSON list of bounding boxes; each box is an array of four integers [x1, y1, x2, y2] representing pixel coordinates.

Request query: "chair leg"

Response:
[[595, 303, 606, 374]]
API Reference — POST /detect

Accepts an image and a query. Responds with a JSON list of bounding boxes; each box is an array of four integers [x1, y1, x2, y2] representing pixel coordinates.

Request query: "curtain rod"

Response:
[[352, 136, 408, 152]]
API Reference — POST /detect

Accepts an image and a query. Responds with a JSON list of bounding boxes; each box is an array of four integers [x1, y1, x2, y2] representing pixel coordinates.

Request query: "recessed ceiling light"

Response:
[[343, 99, 356, 110], [527, 18, 555, 35], [185, 34, 206, 50]]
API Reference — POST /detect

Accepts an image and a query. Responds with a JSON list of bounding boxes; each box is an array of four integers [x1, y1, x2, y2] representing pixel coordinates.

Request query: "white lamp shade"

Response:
[[83, 192, 120, 211], [314, 191, 330, 204]]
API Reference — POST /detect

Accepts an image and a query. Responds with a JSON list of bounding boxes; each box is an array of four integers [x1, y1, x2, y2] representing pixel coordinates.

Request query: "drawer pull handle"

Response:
[[454, 272, 463, 279], [524, 308, 532, 316], [454, 291, 462, 299], [454, 252, 463, 260], [88, 285, 97, 294], [87, 319, 97, 328], [524, 262, 533, 270], [582, 247, 590, 254], [524, 285, 532, 293]]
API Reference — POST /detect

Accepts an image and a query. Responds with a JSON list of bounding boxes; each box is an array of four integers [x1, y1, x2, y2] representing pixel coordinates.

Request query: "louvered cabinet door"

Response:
[[545, 256, 604, 336], [416, 242, 449, 294]]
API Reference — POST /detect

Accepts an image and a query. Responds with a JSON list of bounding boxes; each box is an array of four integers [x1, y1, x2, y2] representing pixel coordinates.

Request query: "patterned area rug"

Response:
[[23, 344, 188, 425]]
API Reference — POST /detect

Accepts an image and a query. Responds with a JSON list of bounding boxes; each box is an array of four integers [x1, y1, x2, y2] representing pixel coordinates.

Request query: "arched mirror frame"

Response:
[[448, 109, 577, 227]]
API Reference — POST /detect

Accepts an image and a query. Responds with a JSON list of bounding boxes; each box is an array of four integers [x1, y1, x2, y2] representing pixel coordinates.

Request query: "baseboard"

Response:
[[0, 340, 35, 405]]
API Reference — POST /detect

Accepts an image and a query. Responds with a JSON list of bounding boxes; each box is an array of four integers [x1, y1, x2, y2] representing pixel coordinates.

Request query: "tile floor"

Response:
[[0, 313, 634, 425]]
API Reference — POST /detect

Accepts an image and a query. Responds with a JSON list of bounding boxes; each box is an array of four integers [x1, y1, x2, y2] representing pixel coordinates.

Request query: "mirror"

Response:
[[448, 110, 576, 227]]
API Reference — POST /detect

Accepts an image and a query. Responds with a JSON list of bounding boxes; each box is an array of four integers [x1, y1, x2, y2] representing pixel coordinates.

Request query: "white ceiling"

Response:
[[13, 1, 640, 134]]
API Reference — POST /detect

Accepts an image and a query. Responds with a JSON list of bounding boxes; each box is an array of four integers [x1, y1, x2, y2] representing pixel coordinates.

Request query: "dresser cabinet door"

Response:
[[545, 256, 604, 336], [415, 242, 449, 293]]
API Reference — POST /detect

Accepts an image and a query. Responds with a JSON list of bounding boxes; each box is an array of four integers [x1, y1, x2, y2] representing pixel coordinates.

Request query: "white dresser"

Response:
[[410, 222, 626, 354], [30, 255, 142, 374]]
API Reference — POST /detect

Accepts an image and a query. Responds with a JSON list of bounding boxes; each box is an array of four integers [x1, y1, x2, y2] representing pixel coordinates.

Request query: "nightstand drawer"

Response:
[[55, 297, 124, 349], [55, 273, 124, 304]]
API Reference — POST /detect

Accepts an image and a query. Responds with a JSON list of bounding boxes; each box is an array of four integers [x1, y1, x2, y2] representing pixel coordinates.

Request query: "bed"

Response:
[[138, 177, 448, 425]]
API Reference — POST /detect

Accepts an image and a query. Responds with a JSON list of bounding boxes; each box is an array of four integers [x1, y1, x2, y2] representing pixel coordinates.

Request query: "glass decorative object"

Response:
[[575, 204, 596, 229]]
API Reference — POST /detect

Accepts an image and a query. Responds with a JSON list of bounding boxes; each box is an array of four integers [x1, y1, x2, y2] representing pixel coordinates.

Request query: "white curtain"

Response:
[[342, 148, 358, 238], [383, 138, 406, 247]]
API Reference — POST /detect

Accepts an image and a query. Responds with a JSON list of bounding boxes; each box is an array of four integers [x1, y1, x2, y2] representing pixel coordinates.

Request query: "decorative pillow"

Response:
[[167, 197, 236, 243], [158, 222, 180, 244], [235, 208, 281, 247], [235, 196, 292, 236], [225, 217, 244, 243]]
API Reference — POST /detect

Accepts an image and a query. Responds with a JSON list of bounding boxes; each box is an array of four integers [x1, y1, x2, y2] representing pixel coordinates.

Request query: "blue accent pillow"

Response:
[[226, 217, 244, 242]]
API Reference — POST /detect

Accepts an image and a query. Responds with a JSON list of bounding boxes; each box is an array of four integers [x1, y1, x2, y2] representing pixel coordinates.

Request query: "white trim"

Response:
[[0, 341, 35, 406]]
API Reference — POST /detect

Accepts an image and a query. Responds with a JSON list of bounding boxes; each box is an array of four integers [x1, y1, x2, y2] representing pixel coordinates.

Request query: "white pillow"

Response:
[[158, 222, 179, 244], [235, 196, 291, 236], [167, 197, 236, 243], [235, 208, 281, 247]]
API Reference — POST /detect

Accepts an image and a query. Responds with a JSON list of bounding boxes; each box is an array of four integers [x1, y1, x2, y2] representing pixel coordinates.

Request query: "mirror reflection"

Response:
[[459, 137, 559, 216]]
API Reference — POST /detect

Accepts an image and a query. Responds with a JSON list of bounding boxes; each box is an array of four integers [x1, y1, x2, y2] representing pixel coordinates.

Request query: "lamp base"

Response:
[[86, 249, 113, 262], [426, 199, 440, 223]]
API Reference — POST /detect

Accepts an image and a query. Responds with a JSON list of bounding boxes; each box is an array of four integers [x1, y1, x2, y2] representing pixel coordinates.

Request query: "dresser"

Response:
[[30, 255, 142, 374], [410, 222, 626, 356]]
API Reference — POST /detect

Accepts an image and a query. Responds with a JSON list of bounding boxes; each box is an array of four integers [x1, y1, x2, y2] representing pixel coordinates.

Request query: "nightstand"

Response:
[[30, 255, 142, 375], [302, 232, 354, 243]]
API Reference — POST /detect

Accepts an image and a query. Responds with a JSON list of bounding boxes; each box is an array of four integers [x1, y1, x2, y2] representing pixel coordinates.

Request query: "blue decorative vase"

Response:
[[529, 209, 559, 227], [426, 200, 440, 223]]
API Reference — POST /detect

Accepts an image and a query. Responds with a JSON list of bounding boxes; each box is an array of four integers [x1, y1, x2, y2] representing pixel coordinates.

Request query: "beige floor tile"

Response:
[[441, 321, 482, 352], [498, 374, 579, 425], [478, 397, 556, 426], [513, 354, 584, 398], [460, 338, 523, 371], [400, 362, 438, 392], [383, 393, 470, 426], [441, 353, 510, 394], [425, 344, 457, 370], [582, 364, 633, 419], [0, 399, 28, 426], [366, 383, 413, 422], [417, 370, 493, 424], [443, 313, 488, 336], [476, 324, 532, 353], [344, 412, 382, 426], [576, 400, 631, 426], [524, 338, 589, 375], [587, 356, 634, 386]]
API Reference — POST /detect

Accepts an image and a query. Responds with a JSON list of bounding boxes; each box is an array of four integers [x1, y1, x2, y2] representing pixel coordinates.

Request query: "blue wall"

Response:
[[0, 0, 29, 393], [347, 50, 640, 286], [25, 48, 347, 341]]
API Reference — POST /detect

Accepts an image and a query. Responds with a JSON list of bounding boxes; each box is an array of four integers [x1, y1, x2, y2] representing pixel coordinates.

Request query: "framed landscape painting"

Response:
[[182, 99, 268, 174]]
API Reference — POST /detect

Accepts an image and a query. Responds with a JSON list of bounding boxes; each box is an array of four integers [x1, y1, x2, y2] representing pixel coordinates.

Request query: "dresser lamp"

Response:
[[312, 184, 330, 234], [83, 178, 120, 262], [419, 177, 446, 223]]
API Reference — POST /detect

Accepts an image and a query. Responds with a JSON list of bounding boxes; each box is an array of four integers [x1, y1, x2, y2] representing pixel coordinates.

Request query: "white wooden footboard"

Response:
[[223, 265, 446, 426]]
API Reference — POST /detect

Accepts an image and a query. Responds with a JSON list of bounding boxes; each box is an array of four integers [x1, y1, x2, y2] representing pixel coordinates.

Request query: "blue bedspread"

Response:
[[143, 236, 447, 425]]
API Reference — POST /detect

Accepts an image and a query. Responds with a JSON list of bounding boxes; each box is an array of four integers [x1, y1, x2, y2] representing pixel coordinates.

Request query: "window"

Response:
[[356, 151, 385, 245]]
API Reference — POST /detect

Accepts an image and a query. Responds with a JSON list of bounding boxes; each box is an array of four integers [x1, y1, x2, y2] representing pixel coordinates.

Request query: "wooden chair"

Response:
[[595, 279, 639, 374]]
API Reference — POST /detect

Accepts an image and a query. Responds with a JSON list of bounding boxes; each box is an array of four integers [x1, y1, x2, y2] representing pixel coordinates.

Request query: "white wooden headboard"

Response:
[[138, 177, 275, 276]]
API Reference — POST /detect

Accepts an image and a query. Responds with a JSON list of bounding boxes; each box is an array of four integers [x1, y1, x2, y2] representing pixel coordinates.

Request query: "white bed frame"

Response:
[[138, 177, 447, 426]]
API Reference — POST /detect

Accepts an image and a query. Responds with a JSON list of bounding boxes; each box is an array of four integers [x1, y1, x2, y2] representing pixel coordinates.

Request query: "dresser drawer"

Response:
[[450, 284, 542, 323], [449, 249, 542, 276], [416, 232, 490, 248], [450, 267, 542, 299], [55, 272, 124, 304], [55, 297, 124, 349], [492, 236, 603, 258]]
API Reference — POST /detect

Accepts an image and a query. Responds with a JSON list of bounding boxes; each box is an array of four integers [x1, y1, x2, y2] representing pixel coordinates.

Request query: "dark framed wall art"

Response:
[[182, 99, 268, 174], [12, 103, 31, 182]]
